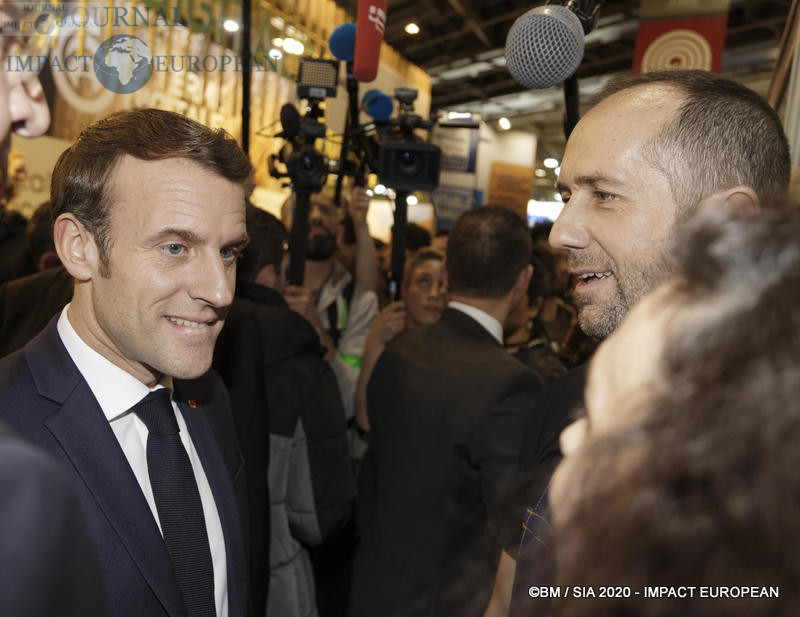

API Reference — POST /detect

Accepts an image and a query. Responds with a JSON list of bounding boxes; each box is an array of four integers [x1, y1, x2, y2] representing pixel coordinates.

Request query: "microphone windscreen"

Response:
[[329, 22, 356, 62], [362, 89, 394, 122], [353, 0, 387, 82], [279, 103, 301, 139], [505, 5, 584, 89]]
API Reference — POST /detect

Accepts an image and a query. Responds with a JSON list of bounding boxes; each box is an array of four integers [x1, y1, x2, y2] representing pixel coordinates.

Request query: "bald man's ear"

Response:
[[698, 185, 760, 218], [53, 213, 100, 281]]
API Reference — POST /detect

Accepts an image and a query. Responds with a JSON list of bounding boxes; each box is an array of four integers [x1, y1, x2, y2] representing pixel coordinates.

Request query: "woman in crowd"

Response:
[[355, 248, 446, 432], [551, 207, 800, 617]]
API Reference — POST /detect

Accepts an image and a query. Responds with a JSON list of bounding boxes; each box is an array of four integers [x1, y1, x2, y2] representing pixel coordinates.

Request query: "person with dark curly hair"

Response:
[[551, 206, 800, 617]]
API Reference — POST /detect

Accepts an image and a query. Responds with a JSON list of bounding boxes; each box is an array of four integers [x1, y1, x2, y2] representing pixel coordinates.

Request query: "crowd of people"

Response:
[[0, 19, 798, 617]]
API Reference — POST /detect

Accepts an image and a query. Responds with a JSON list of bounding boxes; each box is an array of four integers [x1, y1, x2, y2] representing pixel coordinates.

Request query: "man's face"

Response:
[[551, 84, 683, 339], [550, 284, 675, 522], [307, 194, 341, 261], [72, 156, 247, 385]]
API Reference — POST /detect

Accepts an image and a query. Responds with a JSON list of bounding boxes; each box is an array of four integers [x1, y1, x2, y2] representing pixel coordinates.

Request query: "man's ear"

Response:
[[254, 264, 278, 290], [698, 185, 761, 217], [53, 213, 100, 281], [511, 264, 533, 304]]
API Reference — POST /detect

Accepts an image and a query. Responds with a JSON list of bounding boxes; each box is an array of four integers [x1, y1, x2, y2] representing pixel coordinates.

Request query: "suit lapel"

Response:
[[176, 387, 247, 617], [28, 321, 188, 617]]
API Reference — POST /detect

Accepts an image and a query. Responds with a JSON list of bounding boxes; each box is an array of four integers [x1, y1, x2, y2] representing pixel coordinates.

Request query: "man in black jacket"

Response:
[[350, 206, 543, 617], [214, 205, 355, 617]]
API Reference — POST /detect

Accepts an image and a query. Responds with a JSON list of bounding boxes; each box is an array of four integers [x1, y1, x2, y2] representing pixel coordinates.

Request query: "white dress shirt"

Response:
[[57, 305, 228, 617], [448, 301, 504, 344]]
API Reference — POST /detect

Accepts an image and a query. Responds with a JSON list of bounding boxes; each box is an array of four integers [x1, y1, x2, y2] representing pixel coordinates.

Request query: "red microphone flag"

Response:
[[353, 0, 387, 82]]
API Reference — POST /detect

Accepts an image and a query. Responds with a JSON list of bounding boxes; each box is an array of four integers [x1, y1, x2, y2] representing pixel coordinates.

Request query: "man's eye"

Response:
[[163, 244, 184, 256], [559, 192, 570, 203], [594, 191, 615, 201], [220, 247, 237, 260]]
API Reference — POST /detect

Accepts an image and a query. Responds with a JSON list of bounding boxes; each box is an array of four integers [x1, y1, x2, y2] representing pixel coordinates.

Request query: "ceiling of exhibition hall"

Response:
[[332, 0, 792, 164]]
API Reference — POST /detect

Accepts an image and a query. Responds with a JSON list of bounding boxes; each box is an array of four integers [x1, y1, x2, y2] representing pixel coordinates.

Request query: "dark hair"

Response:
[[26, 200, 55, 265], [530, 220, 553, 245], [402, 247, 444, 288], [406, 223, 432, 252], [446, 205, 531, 299], [51, 108, 253, 274], [594, 70, 790, 214], [237, 204, 288, 284], [555, 207, 800, 617], [527, 245, 554, 305]]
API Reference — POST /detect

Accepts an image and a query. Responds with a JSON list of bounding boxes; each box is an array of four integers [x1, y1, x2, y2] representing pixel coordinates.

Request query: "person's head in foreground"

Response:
[[550, 206, 800, 617], [0, 15, 51, 185], [551, 69, 790, 340], [51, 109, 253, 386]]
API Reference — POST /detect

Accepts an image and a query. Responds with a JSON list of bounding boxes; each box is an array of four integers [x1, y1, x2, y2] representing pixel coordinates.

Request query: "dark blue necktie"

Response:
[[133, 389, 217, 617]]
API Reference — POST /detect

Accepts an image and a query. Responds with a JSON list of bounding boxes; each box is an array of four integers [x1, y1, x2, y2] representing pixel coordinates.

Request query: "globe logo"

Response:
[[93, 35, 153, 94], [34, 13, 57, 36]]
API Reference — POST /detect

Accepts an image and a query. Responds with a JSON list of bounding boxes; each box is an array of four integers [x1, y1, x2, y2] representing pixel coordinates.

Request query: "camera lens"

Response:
[[302, 154, 315, 171], [399, 150, 422, 176]]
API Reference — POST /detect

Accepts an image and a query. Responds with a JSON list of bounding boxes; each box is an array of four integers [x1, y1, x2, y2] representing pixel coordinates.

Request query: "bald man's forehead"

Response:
[[592, 82, 686, 119]]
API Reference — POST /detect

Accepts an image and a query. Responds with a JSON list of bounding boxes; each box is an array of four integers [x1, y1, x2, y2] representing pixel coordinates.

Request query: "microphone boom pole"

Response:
[[288, 191, 311, 285]]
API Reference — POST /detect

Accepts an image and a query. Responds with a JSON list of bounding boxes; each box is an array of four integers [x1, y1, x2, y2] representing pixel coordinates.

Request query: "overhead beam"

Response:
[[442, 0, 492, 47], [403, 6, 531, 55]]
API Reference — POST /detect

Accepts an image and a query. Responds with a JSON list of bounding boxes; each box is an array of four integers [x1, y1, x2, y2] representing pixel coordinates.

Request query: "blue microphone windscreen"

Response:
[[329, 23, 356, 62], [363, 89, 393, 122]]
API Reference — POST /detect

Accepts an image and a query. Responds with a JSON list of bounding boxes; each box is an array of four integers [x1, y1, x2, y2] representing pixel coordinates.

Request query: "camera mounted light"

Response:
[[297, 58, 339, 100]]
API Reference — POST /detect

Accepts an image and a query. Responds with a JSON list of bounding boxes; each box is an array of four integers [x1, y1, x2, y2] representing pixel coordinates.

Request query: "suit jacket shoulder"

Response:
[[0, 266, 73, 358]]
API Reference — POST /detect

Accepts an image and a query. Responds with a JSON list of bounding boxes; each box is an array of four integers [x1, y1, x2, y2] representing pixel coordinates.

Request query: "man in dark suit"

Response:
[[0, 109, 253, 617], [349, 206, 543, 617]]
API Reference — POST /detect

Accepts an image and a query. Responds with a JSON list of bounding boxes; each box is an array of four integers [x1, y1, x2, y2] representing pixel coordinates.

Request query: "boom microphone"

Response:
[[353, 0, 387, 82], [276, 103, 301, 139], [329, 22, 356, 62], [362, 89, 394, 122], [505, 2, 605, 90], [505, 4, 584, 89]]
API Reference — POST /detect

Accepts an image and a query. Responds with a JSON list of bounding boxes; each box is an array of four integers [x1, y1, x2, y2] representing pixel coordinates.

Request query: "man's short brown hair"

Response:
[[51, 109, 253, 273]]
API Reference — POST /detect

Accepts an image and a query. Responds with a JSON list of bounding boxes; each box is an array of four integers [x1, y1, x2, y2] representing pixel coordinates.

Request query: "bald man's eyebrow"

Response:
[[557, 174, 627, 192]]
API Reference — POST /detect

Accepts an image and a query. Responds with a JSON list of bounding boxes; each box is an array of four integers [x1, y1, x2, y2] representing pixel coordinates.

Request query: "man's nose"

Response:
[[550, 199, 591, 251], [309, 202, 323, 223], [191, 251, 235, 309]]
